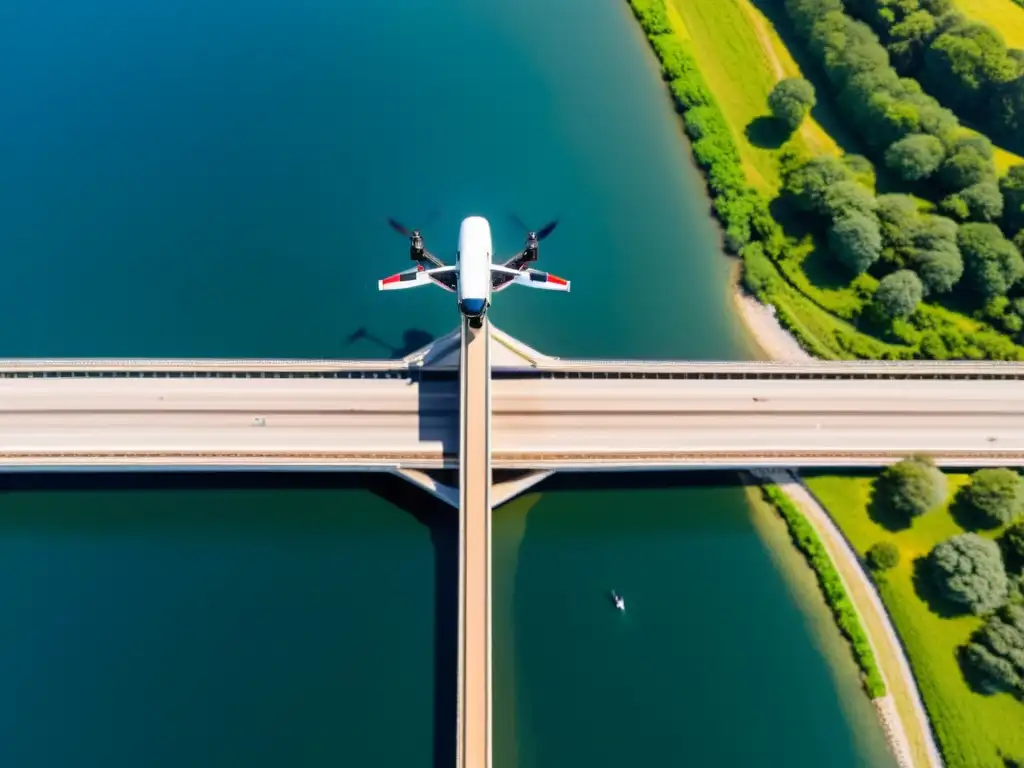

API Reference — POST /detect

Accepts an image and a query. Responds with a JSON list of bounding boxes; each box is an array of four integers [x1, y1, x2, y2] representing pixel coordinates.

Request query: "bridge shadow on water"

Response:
[[342, 326, 436, 359], [0, 471, 458, 768], [519, 469, 746, 495]]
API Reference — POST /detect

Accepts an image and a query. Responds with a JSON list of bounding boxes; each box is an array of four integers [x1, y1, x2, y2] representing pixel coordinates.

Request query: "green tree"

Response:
[[830, 213, 883, 273], [877, 194, 919, 268], [1001, 164, 1024, 236], [875, 455, 948, 521], [964, 468, 1024, 527], [768, 77, 817, 130], [884, 133, 946, 181], [843, 154, 876, 189], [958, 223, 1024, 299], [964, 604, 1024, 695], [873, 269, 924, 319], [910, 240, 964, 295], [931, 533, 1009, 615], [939, 137, 996, 192], [866, 541, 901, 571], [824, 180, 877, 219], [960, 181, 1004, 222], [783, 155, 854, 215]]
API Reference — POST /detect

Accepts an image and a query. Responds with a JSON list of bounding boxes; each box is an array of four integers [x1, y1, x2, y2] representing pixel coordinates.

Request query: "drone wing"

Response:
[[490, 265, 570, 292], [492, 251, 529, 292], [379, 265, 457, 293]]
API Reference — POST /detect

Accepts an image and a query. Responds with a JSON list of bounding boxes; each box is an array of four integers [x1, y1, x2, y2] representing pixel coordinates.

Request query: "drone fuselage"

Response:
[[456, 216, 492, 322]]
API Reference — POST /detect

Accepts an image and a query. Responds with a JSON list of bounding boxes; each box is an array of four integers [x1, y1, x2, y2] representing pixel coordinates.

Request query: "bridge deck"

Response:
[[2, 376, 1024, 468], [457, 318, 491, 768]]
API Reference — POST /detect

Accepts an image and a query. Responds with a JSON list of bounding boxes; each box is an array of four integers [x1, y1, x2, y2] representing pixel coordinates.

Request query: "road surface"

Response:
[[0, 377, 1023, 467]]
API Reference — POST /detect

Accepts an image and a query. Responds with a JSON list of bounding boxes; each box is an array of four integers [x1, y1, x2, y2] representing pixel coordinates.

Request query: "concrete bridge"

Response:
[[6, 324, 1024, 768]]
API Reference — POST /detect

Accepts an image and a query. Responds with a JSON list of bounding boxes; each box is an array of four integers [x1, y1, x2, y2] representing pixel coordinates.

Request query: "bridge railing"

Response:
[[499, 360, 1024, 381], [0, 359, 412, 378], [4, 356, 1024, 380]]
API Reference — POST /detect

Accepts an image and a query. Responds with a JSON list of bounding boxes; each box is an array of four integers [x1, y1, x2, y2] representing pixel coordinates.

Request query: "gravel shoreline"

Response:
[[730, 286, 813, 362]]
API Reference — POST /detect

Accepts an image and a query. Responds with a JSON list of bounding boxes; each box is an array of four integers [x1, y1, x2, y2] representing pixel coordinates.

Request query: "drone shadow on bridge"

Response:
[[0, 470, 459, 768]]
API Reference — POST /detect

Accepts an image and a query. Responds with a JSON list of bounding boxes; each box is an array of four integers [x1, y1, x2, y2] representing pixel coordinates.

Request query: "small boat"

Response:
[[610, 590, 625, 611]]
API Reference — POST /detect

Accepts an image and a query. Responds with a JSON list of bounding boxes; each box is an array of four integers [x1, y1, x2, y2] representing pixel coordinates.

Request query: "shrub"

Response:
[[931, 533, 1009, 615], [627, 0, 670, 35], [768, 77, 817, 130], [963, 468, 1024, 528], [873, 270, 923, 319], [866, 541, 901, 571]]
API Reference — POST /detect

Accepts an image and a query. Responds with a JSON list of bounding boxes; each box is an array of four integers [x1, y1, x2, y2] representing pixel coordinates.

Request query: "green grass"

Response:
[[954, 0, 1024, 49], [666, 0, 841, 194], [803, 473, 1024, 768]]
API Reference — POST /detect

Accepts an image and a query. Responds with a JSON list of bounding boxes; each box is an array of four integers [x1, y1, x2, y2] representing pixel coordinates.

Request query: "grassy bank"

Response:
[[758, 484, 887, 698], [627, 0, 1024, 363], [804, 473, 1024, 768]]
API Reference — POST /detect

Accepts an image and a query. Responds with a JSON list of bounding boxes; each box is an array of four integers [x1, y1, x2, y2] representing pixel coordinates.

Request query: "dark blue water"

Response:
[[0, 0, 893, 765]]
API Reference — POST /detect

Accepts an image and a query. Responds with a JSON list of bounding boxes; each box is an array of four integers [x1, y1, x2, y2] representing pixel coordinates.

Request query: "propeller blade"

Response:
[[536, 219, 559, 241], [510, 214, 559, 241], [387, 218, 414, 238], [388, 211, 440, 238]]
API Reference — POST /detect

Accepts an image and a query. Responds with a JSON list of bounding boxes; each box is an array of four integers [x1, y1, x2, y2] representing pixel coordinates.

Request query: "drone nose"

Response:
[[460, 298, 486, 317]]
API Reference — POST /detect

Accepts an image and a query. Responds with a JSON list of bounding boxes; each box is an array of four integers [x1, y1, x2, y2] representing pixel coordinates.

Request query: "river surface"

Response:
[[0, 0, 894, 765]]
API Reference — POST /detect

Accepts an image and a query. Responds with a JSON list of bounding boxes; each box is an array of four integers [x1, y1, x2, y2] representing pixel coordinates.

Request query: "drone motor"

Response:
[[511, 215, 559, 264]]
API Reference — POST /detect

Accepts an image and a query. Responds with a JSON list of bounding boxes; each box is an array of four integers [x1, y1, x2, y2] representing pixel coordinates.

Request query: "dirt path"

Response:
[[737, 0, 834, 155], [740, 1, 785, 80], [752, 468, 943, 767]]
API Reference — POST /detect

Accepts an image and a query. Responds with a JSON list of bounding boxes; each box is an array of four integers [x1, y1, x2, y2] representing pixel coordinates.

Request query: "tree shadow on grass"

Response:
[[946, 485, 1002, 533], [911, 554, 966, 619], [800, 241, 855, 291], [954, 642, 1006, 698], [866, 480, 914, 532], [745, 115, 792, 149]]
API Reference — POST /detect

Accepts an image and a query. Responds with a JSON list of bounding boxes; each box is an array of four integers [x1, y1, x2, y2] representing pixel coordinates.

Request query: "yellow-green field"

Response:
[[804, 473, 1024, 768], [955, 0, 1024, 48], [666, 0, 840, 193]]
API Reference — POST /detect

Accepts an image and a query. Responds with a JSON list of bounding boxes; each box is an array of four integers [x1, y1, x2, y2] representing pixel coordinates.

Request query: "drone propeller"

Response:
[[388, 212, 441, 263], [511, 214, 559, 242], [387, 218, 416, 238], [386, 210, 440, 239]]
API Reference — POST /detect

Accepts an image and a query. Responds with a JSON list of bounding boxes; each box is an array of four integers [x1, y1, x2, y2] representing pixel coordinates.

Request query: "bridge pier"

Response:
[[456, 317, 492, 768]]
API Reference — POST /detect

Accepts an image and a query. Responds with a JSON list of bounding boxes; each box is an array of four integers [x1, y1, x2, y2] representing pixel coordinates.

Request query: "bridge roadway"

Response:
[[457, 318, 491, 768], [1, 374, 1024, 468]]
